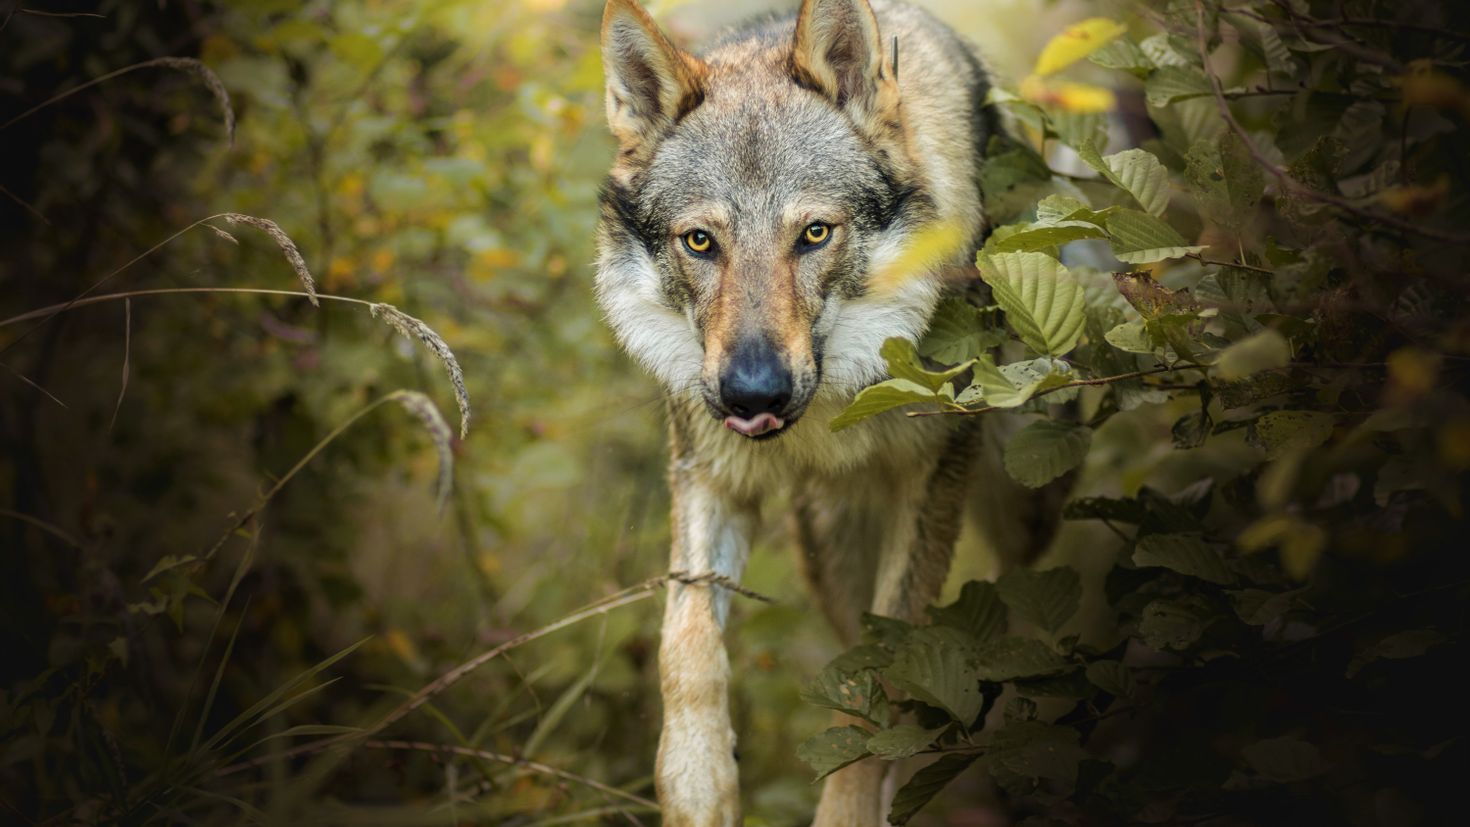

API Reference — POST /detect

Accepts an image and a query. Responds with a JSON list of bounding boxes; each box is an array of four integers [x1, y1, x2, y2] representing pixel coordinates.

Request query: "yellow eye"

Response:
[[683, 230, 713, 255], [802, 222, 831, 247]]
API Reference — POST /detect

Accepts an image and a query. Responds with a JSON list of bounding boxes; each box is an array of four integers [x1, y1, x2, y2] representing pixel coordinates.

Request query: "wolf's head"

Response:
[[596, 0, 949, 440]]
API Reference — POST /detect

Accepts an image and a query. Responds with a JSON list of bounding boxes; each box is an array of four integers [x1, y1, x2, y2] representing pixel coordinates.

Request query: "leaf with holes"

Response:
[[800, 665, 887, 726], [867, 724, 950, 761], [884, 630, 982, 724], [973, 636, 1072, 681], [960, 356, 1075, 409], [1247, 411, 1336, 460], [797, 726, 874, 781]]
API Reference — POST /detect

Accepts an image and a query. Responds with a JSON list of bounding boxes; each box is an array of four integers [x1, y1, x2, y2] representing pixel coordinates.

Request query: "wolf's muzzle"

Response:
[[719, 337, 794, 438]]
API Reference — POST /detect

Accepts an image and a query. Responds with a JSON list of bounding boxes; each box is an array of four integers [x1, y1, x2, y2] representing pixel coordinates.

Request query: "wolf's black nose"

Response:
[[720, 337, 793, 418]]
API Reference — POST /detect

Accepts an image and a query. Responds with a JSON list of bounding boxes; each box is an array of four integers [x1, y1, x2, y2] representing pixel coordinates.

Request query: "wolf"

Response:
[[595, 0, 1061, 823]]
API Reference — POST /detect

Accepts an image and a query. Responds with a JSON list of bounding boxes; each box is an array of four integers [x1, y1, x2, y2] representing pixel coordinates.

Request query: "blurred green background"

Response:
[[0, 1, 1122, 823]]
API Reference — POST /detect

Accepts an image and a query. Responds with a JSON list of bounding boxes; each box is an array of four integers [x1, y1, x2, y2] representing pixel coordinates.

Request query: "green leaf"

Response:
[[1346, 630, 1448, 678], [1103, 320, 1157, 354], [1077, 145, 1171, 216], [1106, 209, 1207, 264], [881, 337, 972, 392], [1247, 411, 1336, 459], [1088, 38, 1155, 77], [797, 726, 873, 781], [1214, 329, 1291, 380], [996, 567, 1082, 635], [1134, 533, 1235, 585], [1241, 737, 1328, 782], [1140, 32, 1193, 68], [885, 629, 983, 724], [928, 581, 1008, 642], [862, 613, 914, 649], [1186, 132, 1265, 231], [867, 724, 949, 760], [827, 644, 894, 673], [977, 252, 1087, 357], [989, 221, 1108, 253], [1145, 65, 1212, 107], [920, 299, 1007, 364], [830, 378, 937, 431], [1003, 696, 1039, 723], [1137, 595, 1213, 651], [1064, 496, 1148, 523], [888, 753, 979, 825], [1084, 661, 1136, 697], [1003, 421, 1092, 488], [1226, 12, 1294, 76], [987, 722, 1089, 786], [961, 356, 1075, 409], [973, 636, 1072, 681], [801, 665, 888, 726]]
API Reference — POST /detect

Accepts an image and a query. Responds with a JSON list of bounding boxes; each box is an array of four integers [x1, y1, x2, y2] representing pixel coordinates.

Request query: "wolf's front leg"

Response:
[[657, 465, 756, 827]]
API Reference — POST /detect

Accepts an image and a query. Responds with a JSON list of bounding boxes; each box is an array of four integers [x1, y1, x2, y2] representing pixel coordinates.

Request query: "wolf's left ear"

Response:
[[792, 0, 894, 111], [601, 0, 706, 152]]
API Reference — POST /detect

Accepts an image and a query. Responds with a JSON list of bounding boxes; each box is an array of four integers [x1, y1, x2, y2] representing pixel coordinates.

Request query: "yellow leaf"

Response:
[[1376, 177, 1449, 215], [1438, 417, 1470, 470], [1033, 18, 1128, 77], [867, 221, 969, 294], [1385, 346, 1441, 402], [1399, 62, 1470, 118], [1020, 75, 1117, 113]]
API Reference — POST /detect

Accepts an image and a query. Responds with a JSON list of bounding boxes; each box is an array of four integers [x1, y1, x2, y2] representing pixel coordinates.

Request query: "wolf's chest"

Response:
[[673, 393, 953, 500]]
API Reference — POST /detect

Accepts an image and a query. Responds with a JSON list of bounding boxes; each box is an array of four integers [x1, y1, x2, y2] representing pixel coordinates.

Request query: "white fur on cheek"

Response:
[[596, 245, 705, 394], [817, 233, 943, 397]]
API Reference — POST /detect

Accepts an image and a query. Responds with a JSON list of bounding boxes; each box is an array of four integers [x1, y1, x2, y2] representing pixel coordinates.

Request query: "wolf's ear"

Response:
[[601, 0, 706, 151], [792, 0, 892, 110]]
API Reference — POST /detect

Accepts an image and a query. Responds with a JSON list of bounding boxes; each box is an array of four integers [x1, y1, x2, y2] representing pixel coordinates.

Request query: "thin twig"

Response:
[[0, 287, 368, 331], [0, 508, 84, 549], [109, 298, 131, 432], [0, 360, 67, 409], [907, 365, 1201, 418], [360, 739, 658, 811], [0, 183, 51, 226], [1186, 253, 1274, 275]]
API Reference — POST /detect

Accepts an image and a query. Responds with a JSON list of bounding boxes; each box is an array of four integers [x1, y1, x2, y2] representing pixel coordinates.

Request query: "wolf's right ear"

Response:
[[601, 0, 706, 153], [792, 0, 891, 110]]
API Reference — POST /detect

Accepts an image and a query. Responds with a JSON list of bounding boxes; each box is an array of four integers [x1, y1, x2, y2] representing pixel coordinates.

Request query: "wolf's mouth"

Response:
[[723, 412, 786, 439]]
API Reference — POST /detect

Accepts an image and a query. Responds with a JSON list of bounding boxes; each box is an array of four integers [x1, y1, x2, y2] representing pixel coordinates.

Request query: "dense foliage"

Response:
[[801, 1, 1470, 824]]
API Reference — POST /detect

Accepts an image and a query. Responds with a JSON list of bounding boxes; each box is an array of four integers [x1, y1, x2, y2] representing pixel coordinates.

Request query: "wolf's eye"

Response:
[[683, 230, 714, 256], [800, 222, 831, 249]]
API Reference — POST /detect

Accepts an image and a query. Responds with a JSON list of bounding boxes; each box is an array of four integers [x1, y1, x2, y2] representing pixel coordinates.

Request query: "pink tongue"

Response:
[[724, 412, 784, 437]]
